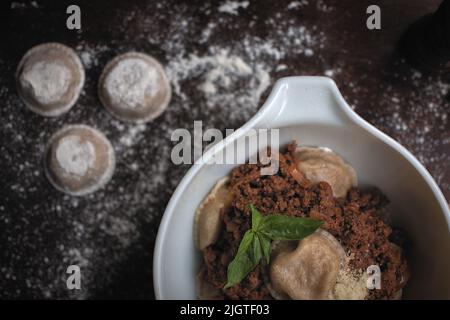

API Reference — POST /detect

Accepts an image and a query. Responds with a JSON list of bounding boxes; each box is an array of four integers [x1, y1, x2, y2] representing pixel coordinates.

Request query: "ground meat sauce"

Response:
[[202, 143, 409, 300]]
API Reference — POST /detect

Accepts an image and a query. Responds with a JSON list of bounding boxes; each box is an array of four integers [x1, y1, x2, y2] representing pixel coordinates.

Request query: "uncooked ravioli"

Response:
[[98, 52, 171, 123], [295, 146, 357, 198], [16, 42, 85, 117], [44, 125, 115, 196]]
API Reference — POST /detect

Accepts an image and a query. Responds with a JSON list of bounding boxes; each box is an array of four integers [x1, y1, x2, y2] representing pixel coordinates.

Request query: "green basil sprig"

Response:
[[224, 204, 322, 289]]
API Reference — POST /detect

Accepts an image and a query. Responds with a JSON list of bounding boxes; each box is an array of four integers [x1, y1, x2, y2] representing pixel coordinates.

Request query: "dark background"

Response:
[[0, 0, 448, 299]]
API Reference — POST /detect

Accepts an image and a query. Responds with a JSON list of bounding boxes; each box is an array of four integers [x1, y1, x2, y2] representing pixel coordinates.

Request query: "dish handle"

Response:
[[252, 76, 354, 129]]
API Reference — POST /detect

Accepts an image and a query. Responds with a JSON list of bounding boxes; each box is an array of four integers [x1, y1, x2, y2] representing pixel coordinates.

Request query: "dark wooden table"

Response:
[[0, 0, 448, 299]]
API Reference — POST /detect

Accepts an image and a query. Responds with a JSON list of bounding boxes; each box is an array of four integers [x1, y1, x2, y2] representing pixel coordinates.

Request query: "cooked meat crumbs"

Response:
[[201, 143, 409, 300]]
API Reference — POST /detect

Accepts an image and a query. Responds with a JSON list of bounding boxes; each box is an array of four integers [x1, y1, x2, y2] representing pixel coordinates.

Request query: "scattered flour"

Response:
[[200, 22, 217, 44], [56, 135, 96, 177], [164, 17, 321, 120], [80, 51, 93, 69], [218, 1, 249, 15], [75, 43, 109, 69], [167, 48, 270, 114], [11, 1, 39, 9], [316, 0, 334, 13], [119, 123, 147, 147], [287, 1, 309, 10], [324, 68, 343, 77]]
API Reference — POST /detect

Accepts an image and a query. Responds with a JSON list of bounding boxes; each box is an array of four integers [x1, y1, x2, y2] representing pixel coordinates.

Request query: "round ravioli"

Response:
[[295, 146, 357, 198]]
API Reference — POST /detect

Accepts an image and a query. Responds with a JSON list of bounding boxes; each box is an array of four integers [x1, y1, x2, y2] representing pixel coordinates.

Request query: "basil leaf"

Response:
[[224, 251, 257, 289], [250, 204, 263, 231], [236, 230, 254, 256], [224, 231, 260, 289], [251, 206, 268, 263], [252, 233, 262, 265], [224, 204, 323, 289], [258, 233, 271, 264], [260, 215, 322, 240]]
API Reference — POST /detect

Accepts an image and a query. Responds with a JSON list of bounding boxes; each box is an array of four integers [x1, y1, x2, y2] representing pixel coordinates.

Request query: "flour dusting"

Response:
[[218, 1, 249, 15], [287, 1, 309, 10], [56, 135, 96, 176], [11, 1, 40, 9], [105, 58, 159, 109], [21, 61, 71, 104], [167, 48, 270, 115]]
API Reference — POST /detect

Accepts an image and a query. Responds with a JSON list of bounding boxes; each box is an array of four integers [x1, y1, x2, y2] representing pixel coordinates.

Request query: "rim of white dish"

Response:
[[153, 76, 450, 299]]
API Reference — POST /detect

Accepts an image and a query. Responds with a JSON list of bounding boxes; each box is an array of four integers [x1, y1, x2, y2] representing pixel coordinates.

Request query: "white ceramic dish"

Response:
[[154, 76, 450, 299]]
